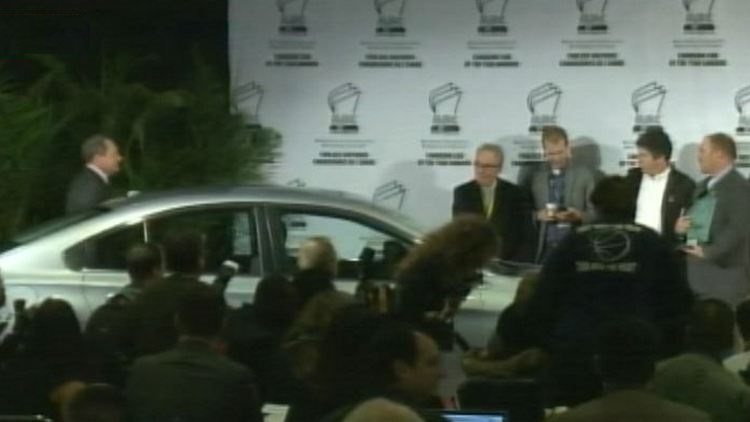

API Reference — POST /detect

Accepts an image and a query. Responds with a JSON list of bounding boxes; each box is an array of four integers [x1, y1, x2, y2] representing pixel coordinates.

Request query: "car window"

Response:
[[66, 208, 260, 275], [65, 222, 146, 270], [147, 208, 259, 275], [279, 211, 410, 280]]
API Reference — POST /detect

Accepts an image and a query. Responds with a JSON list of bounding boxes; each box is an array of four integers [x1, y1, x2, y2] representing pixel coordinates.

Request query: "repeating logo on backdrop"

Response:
[[682, 0, 716, 34], [373, 180, 407, 210], [475, 0, 510, 35], [735, 85, 750, 136], [277, 0, 309, 35], [429, 83, 463, 134], [576, 0, 609, 34], [328, 83, 362, 134], [527, 82, 562, 133], [234, 81, 264, 128], [632, 82, 667, 133], [374, 0, 407, 36]]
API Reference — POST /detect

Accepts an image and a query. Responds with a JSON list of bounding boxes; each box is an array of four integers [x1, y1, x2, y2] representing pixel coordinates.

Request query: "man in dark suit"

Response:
[[453, 143, 533, 261], [65, 134, 122, 214], [626, 129, 695, 245], [676, 133, 750, 306], [529, 126, 599, 261], [126, 282, 262, 422]]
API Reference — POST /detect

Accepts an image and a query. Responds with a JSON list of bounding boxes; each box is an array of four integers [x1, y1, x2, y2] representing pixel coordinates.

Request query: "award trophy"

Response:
[[277, 0, 309, 35], [735, 85, 750, 135], [683, 0, 716, 33], [374, 0, 407, 36], [632, 82, 667, 133], [373, 181, 407, 210], [577, 0, 609, 34], [476, 0, 510, 35], [528, 82, 563, 133], [234, 81, 264, 129], [328, 83, 362, 134], [429, 83, 463, 134]]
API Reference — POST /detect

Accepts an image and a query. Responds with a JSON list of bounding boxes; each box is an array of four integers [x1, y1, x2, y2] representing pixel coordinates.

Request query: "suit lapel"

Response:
[[563, 167, 575, 207]]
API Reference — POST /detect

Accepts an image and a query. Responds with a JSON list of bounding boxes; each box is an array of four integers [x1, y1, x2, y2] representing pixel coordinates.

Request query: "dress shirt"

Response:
[[635, 167, 670, 233], [86, 163, 109, 184]]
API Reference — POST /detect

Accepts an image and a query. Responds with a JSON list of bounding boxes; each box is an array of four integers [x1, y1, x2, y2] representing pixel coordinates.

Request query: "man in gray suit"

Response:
[[65, 134, 122, 214], [529, 126, 598, 261], [676, 133, 750, 306]]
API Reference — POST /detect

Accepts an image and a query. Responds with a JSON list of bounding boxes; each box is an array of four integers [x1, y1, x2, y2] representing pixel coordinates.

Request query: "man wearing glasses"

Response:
[[452, 143, 533, 261]]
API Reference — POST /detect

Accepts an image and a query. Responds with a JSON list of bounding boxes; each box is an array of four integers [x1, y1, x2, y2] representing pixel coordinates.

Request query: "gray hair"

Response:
[[81, 134, 113, 163], [476, 143, 504, 164]]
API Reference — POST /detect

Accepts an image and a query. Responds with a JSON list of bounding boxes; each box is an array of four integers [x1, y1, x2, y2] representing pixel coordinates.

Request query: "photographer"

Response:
[[394, 215, 498, 351]]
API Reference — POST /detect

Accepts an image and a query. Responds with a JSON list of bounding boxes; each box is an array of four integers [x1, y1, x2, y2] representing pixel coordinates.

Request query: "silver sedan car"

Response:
[[0, 185, 524, 346]]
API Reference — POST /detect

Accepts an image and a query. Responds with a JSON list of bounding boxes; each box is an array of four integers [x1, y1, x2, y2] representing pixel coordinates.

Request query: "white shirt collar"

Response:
[[87, 163, 109, 184]]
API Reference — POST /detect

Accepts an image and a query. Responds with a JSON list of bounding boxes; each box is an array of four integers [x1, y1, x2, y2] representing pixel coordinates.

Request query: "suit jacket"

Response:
[[126, 338, 262, 422], [452, 178, 533, 262], [529, 164, 598, 222], [626, 166, 696, 244], [547, 389, 710, 422], [687, 168, 750, 305], [65, 167, 114, 214]]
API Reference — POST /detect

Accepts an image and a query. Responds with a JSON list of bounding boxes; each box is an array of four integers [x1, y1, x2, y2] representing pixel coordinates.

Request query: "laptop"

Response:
[[440, 410, 507, 422]]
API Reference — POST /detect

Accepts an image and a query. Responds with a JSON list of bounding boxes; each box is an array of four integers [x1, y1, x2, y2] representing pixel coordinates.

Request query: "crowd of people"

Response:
[[0, 128, 749, 421]]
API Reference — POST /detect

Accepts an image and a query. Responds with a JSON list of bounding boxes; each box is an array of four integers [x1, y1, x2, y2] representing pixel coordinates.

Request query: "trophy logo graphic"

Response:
[[234, 81, 264, 129], [373, 180, 407, 210], [735, 85, 750, 135], [683, 0, 716, 33], [328, 83, 362, 134], [632, 82, 667, 133], [475, 0, 510, 35], [374, 0, 407, 36], [429, 83, 463, 134], [527, 83, 562, 133], [577, 0, 609, 34], [277, 0, 309, 35]]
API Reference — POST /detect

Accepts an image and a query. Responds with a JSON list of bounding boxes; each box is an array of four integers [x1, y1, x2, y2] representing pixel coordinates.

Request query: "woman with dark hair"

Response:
[[225, 273, 299, 403], [0, 298, 91, 418], [395, 215, 498, 350]]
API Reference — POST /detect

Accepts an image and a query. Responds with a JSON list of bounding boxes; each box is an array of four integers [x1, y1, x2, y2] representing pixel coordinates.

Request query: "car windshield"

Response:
[[0, 208, 105, 252]]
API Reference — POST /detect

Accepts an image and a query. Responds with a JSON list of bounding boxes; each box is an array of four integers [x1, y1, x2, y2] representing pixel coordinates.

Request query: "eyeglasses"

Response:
[[473, 161, 500, 170]]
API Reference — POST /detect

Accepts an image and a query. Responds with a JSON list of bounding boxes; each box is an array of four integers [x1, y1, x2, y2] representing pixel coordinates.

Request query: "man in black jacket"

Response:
[[453, 143, 533, 261], [65, 134, 123, 214], [626, 128, 695, 245]]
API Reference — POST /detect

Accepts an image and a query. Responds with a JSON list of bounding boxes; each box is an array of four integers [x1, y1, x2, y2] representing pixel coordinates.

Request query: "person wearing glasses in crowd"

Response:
[[452, 143, 533, 262]]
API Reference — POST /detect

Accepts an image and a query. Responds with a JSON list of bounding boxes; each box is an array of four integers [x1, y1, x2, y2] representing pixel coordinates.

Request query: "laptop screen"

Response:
[[440, 410, 507, 422]]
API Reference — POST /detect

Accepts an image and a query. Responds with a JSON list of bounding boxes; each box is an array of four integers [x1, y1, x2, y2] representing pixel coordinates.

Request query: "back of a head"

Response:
[[164, 230, 204, 274], [27, 298, 84, 357], [360, 322, 418, 394], [290, 290, 354, 334], [126, 243, 163, 285], [343, 398, 424, 422], [687, 298, 735, 356], [636, 128, 672, 160], [81, 134, 111, 163], [706, 132, 737, 161], [736, 298, 750, 342], [596, 318, 659, 388], [590, 175, 636, 220], [297, 236, 338, 276], [253, 273, 297, 325], [176, 283, 225, 338], [64, 383, 125, 422]]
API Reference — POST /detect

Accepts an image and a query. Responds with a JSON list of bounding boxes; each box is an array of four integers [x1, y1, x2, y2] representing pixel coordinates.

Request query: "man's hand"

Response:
[[536, 209, 554, 222], [682, 244, 705, 258], [675, 216, 692, 234], [556, 208, 583, 223]]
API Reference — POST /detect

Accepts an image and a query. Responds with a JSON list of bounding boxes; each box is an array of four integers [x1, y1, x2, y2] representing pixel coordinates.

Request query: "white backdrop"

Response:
[[229, 0, 750, 229]]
